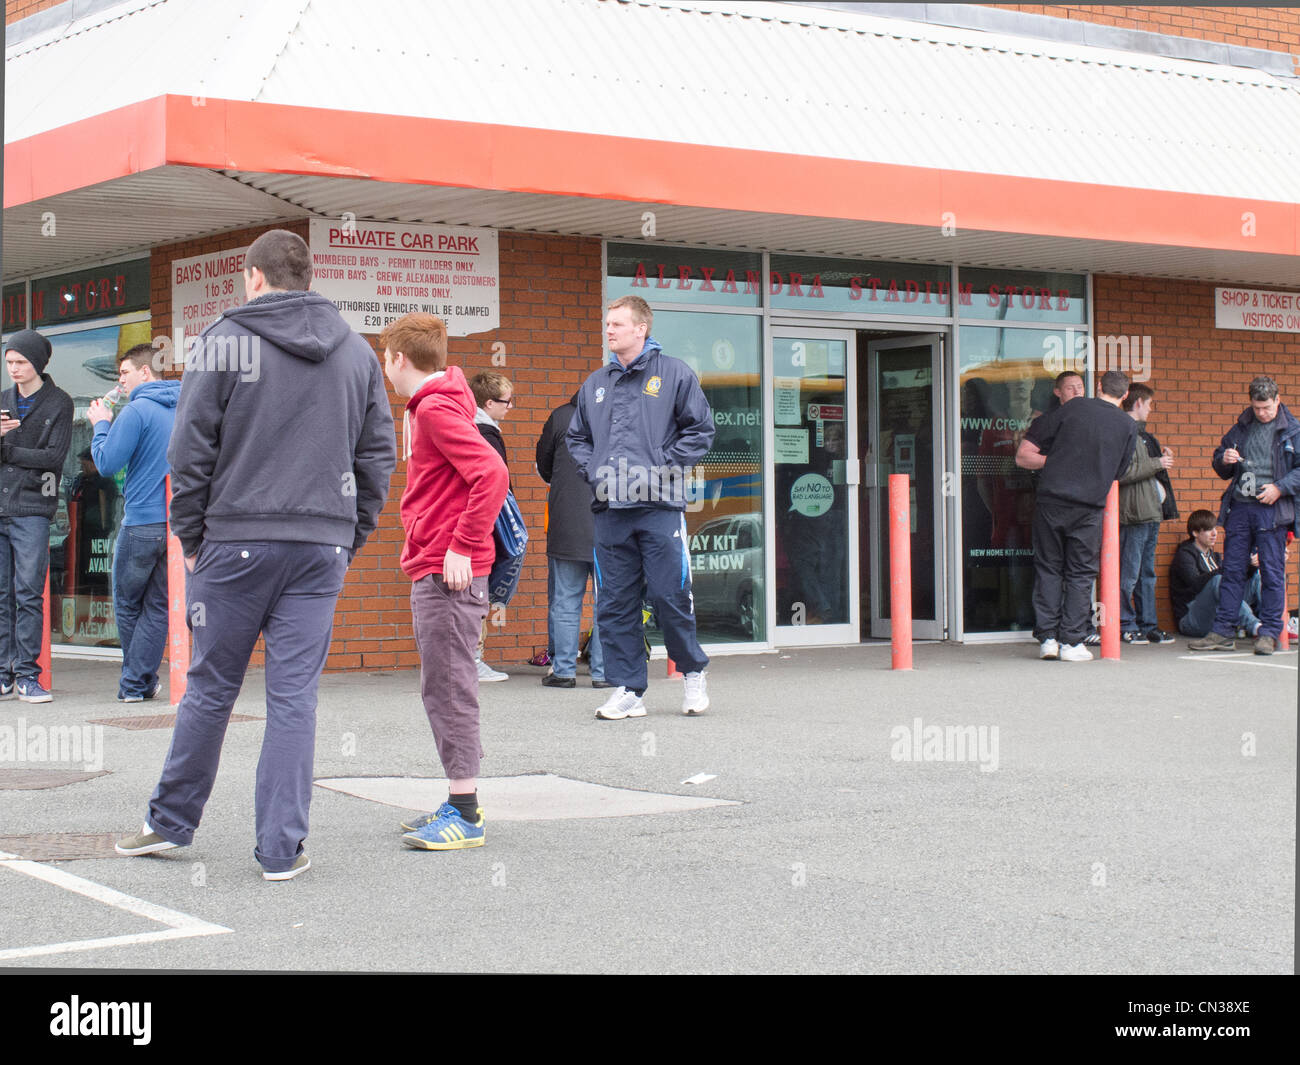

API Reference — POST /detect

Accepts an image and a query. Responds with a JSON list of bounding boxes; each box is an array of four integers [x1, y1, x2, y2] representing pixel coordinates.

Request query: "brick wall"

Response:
[[150, 222, 604, 672], [985, 5, 1300, 73], [6, 0, 62, 22], [1093, 275, 1300, 633]]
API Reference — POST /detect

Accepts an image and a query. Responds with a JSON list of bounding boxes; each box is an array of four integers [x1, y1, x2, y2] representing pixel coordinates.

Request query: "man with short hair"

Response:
[[1016, 369, 1137, 662], [1170, 510, 1263, 639], [116, 229, 396, 880], [1117, 382, 1177, 645], [88, 343, 181, 701], [567, 295, 716, 718], [1189, 375, 1300, 655], [1052, 370, 1085, 409], [0, 329, 74, 703], [381, 313, 509, 851]]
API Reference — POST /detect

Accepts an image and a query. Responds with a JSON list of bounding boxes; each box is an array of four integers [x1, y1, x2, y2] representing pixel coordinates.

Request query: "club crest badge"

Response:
[[595, 387, 606, 403], [644, 376, 663, 396]]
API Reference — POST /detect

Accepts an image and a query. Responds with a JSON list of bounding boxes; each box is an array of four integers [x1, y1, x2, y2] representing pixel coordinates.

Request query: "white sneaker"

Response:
[[476, 659, 508, 683], [1059, 643, 1093, 662], [595, 686, 647, 720], [1039, 639, 1060, 660], [682, 671, 709, 715]]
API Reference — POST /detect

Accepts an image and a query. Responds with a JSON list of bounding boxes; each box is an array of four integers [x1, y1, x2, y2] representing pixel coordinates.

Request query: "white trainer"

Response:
[[476, 659, 508, 682], [1059, 643, 1093, 662], [595, 686, 647, 720], [681, 671, 709, 715], [1039, 639, 1060, 660]]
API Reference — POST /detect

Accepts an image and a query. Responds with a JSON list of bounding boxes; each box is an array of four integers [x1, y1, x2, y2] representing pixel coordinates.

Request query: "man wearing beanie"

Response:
[[0, 329, 74, 702]]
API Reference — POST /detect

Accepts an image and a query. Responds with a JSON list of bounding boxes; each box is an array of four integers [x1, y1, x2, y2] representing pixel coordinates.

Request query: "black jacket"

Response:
[[1212, 402, 1300, 530], [0, 376, 74, 519], [1168, 537, 1222, 626], [536, 393, 596, 562]]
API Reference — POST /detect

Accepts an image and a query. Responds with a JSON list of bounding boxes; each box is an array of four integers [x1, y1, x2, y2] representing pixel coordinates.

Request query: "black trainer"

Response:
[[1144, 629, 1175, 645], [541, 672, 576, 688]]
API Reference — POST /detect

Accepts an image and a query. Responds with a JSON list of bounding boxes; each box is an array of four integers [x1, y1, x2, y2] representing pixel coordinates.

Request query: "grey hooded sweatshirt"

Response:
[[167, 291, 396, 559]]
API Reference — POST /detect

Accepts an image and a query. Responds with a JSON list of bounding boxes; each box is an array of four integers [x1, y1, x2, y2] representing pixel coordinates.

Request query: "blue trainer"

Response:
[[401, 804, 485, 850]]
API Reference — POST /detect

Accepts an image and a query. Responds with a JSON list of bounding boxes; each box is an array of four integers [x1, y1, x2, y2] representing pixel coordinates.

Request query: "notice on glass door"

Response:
[[775, 378, 802, 425], [774, 427, 809, 464]]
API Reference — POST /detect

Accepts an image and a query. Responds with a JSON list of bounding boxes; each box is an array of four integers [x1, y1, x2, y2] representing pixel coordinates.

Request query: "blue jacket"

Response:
[[91, 379, 181, 526], [1212, 402, 1300, 530], [566, 338, 715, 511]]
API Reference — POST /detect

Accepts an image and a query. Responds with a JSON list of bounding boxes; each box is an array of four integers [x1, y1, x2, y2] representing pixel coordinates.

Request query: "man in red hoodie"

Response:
[[380, 313, 509, 850]]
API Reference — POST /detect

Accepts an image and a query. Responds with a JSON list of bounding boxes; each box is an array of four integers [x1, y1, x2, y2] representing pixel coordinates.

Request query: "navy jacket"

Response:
[[537, 392, 596, 561], [1211, 402, 1300, 530], [168, 290, 396, 558], [566, 339, 715, 511]]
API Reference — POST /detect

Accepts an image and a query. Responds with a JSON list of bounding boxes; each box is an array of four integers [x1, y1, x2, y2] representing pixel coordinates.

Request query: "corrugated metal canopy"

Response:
[[5, 0, 1300, 283], [8, 0, 1300, 200]]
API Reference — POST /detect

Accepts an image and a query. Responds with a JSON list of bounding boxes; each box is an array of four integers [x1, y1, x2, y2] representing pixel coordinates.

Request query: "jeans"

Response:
[[0, 514, 51, 682], [548, 556, 604, 680], [1179, 572, 1261, 638], [1119, 521, 1160, 633], [113, 522, 168, 699]]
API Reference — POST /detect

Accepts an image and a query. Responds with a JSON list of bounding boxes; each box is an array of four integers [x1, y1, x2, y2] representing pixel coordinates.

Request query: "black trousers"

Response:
[[1031, 499, 1103, 645]]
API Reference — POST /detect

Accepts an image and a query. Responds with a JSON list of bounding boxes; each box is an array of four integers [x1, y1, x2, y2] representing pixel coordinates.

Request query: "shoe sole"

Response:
[[477, 675, 508, 683], [542, 678, 576, 688], [115, 840, 179, 856], [17, 692, 52, 703], [263, 859, 311, 881], [596, 707, 647, 720], [1189, 644, 1236, 653], [682, 698, 709, 716], [401, 835, 484, 851]]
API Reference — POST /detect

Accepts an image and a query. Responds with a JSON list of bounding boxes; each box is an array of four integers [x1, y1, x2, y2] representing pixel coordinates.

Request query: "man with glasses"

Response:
[[470, 371, 520, 682]]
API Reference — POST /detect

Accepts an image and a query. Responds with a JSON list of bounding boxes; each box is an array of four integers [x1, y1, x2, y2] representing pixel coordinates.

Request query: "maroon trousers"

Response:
[[410, 573, 489, 780]]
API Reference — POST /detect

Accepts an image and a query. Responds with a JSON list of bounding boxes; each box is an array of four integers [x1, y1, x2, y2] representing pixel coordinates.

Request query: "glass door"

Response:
[[866, 334, 944, 640], [770, 329, 859, 645]]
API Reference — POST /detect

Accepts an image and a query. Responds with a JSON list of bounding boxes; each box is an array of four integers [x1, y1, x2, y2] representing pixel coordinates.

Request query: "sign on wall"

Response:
[[171, 247, 249, 341], [1216, 287, 1300, 333], [309, 218, 499, 336]]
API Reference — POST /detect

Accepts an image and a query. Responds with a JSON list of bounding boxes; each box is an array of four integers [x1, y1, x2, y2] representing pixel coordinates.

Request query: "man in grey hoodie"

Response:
[[115, 230, 396, 881]]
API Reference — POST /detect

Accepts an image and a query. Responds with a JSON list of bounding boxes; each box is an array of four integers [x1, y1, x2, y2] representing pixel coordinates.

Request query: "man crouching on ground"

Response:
[[381, 313, 509, 850]]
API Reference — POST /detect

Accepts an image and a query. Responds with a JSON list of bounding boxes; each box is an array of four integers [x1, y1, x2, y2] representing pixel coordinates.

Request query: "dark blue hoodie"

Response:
[[167, 291, 396, 557], [91, 379, 181, 526]]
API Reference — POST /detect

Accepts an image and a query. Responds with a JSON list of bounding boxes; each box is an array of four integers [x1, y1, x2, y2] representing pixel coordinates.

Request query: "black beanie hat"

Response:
[[4, 329, 52, 375]]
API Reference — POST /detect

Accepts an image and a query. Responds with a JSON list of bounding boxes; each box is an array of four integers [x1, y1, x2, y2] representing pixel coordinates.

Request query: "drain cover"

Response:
[[0, 769, 110, 790], [0, 832, 121, 861], [90, 713, 263, 730]]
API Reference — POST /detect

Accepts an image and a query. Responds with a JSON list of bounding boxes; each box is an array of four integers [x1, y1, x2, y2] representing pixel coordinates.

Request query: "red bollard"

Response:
[[666, 657, 682, 679], [1100, 482, 1120, 660], [165, 476, 189, 705], [39, 568, 52, 691], [889, 473, 912, 671]]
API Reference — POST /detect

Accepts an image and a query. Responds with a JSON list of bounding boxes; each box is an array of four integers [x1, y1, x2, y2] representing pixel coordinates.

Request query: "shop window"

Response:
[[642, 310, 765, 644], [957, 268, 1087, 326], [959, 326, 1086, 634]]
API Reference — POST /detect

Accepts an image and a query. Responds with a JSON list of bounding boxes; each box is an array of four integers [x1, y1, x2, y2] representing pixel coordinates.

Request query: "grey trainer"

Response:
[[1187, 631, 1235, 652]]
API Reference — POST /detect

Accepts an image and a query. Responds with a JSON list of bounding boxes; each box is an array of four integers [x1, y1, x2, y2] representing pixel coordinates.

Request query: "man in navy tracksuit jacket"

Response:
[[1189, 375, 1300, 655], [88, 345, 181, 702], [567, 295, 715, 719]]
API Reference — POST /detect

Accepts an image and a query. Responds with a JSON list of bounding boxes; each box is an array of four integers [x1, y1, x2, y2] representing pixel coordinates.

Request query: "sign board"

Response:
[[171, 247, 249, 342], [309, 218, 499, 336], [1216, 287, 1300, 333], [807, 403, 844, 422]]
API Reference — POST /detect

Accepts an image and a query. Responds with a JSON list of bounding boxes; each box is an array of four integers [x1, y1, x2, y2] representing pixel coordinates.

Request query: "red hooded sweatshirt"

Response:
[[399, 365, 509, 582]]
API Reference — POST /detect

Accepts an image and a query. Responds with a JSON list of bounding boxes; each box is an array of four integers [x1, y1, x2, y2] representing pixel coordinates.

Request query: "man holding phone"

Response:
[[1189, 375, 1300, 655], [0, 329, 74, 703]]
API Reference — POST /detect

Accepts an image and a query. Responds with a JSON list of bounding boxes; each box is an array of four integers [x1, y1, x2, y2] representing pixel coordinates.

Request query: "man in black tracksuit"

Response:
[[567, 295, 715, 719], [1016, 370, 1137, 661]]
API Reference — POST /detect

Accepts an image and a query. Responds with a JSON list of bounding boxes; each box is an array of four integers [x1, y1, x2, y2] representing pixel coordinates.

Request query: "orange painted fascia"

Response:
[[3, 97, 169, 208], [5, 94, 1296, 258]]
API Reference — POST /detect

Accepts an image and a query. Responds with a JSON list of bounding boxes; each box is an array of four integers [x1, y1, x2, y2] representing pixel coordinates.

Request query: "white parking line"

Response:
[[1178, 653, 1298, 671], [0, 850, 231, 961]]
